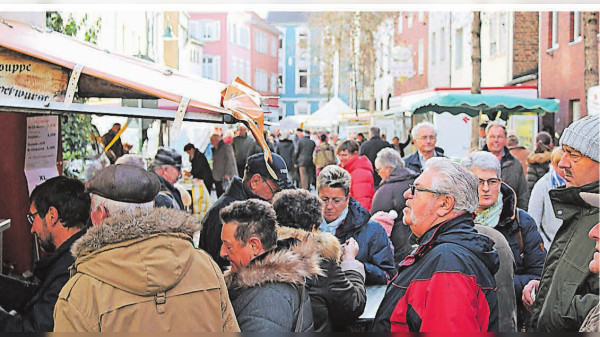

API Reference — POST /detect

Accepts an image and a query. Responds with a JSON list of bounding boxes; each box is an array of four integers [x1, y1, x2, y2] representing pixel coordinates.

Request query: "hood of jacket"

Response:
[[224, 237, 323, 290], [71, 208, 200, 296], [412, 213, 500, 277], [344, 154, 373, 175], [527, 151, 552, 165], [277, 226, 341, 262], [381, 166, 419, 185]]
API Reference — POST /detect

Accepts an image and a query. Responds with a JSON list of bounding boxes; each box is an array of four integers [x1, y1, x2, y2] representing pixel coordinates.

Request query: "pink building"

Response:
[[188, 12, 280, 98]]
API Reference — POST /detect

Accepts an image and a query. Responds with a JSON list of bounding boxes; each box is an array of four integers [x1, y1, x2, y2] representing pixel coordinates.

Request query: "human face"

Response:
[[486, 126, 506, 156], [28, 203, 56, 253], [376, 165, 391, 180], [318, 186, 349, 223], [589, 223, 600, 274], [160, 165, 181, 184], [402, 170, 443, 237], [257, 176, 281, 201], [414, 127, 437, 156], [471, 168, 501, 213], [220, 222, 255, 272], [558, 145, 600, 187], [392, 137, 399, 146], [337, 149, 357, 167]]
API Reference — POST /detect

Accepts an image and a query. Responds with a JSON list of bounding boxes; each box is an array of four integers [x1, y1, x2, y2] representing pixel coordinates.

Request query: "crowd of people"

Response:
[[0, 113, 597, 332]]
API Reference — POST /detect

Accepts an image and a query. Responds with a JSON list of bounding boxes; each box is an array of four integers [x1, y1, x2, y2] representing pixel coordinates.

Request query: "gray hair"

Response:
[[91, 193, 153, 217], [424, 157, 479, 213], [411, 121, 437, 139], [485, 120, 507, 136], [317, 165, 351, 197], [375, 148, 404, 171], [370, 127, 381, 137], [461, 151, 501, 180]]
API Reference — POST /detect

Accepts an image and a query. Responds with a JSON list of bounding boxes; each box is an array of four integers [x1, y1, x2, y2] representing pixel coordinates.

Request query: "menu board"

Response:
[[25, 116, 59, 194]]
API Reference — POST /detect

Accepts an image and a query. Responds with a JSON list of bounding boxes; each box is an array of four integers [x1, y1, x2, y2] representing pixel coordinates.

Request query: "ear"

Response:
[[248, 237, 263, 255], [46, 206, 60, 227], [249, 174, 262, 189], [90, 204, 109, 227], [436, 195, 455, 217]]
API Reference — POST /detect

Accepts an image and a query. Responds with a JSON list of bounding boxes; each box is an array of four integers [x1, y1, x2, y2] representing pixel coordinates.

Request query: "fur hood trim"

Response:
[[527, 151, 551, 164], [72, 208, 200, 257], [277, 226, 341, 262], [224, 236, 324, 289]]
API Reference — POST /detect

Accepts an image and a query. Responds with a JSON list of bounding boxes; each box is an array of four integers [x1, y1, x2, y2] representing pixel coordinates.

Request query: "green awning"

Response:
[[410, 93, 559, 120]]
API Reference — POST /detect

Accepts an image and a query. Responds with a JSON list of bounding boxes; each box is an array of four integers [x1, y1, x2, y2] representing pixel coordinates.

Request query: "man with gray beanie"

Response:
[[523, 113, 599, 332], [53, 164, 239, 332]]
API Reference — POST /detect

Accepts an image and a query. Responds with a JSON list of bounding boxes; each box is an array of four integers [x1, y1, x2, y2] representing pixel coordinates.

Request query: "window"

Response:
[[398, 13, 403, 33], [278, 66, 285, 94], [407, 13, 413, 28], [549, 11, 558, 49], [296, 28, 309, 61], [271, 36, 277, 57], [240, 26, 250, 48], [229, 23, 238, 44], [431, 31, 436, 65], [202, 55, 220, 81], [418, 11, 424, 22], [255, 31, 268, 54], [490, 15, 498, 56], [189, 49, 201, 64], [295, 102, 309, 115], [297, 67, 308, 93], [270, 73, 277, 93], [571, 99, 581, 122], [190, 20, 221, 42], [455, 28, 463, 68], [499, 12, 508, 53], [440, 27, 445, 61], [418, 38, 424, 75], [571, 12, 582, 42], [254, 68, 268, 92]]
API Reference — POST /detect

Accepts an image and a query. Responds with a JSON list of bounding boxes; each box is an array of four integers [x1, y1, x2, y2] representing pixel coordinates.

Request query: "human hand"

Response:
[[371, 211, 395, 236], [341, 237, 359, 261], [522, 279, 540, 311]]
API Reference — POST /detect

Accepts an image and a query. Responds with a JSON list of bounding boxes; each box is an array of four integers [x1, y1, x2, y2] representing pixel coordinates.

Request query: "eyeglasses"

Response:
[[26, 211, 39, 225], [320, 197, 347, 206], [478, 178, 501, 188], [261, 176, 280, 196], [408, 184, 444, 196]]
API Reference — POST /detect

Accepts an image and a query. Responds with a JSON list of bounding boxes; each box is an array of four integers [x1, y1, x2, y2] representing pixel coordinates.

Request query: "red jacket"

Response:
[[342, 155, 374, 212]]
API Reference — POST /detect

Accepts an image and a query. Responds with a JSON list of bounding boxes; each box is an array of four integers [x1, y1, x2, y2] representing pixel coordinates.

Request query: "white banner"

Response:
[[25, 115, 59, 194]]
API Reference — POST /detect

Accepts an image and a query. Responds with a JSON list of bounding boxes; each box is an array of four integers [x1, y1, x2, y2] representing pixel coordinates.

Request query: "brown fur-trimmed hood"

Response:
[[527, 151, 551, 165], [224, 235, 324, 289], [277, 226, 342, 262], [72, 208, 200, 257]]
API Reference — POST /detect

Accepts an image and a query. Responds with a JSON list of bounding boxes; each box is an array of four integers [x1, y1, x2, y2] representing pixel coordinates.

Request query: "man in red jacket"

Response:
[[335, 139, 374, 212]]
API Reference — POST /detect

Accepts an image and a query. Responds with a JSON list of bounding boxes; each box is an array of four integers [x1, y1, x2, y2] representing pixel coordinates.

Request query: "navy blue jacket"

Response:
[[402, 149, 445, 174], [372, 213, 499, 332], [334, 198, 396, 285]]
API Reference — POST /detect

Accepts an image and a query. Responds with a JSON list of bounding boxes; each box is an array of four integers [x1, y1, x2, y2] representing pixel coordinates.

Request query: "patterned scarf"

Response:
[[475, 190, 504, 228], [550, 165, 566, 189], [319, 206, 349, 235]]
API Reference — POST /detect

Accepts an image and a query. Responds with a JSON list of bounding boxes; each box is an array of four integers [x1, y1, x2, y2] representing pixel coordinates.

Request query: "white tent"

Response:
[[305, 97, 352, 129]]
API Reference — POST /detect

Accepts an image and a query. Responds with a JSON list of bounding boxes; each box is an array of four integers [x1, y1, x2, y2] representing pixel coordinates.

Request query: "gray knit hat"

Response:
[[560, 113, 599, 162]]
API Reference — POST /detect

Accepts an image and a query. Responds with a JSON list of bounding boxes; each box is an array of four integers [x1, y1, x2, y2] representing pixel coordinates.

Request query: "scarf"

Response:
[[550, 165, 566, 189], [475, 190, 504, 228], [319, 206, 349, 235]]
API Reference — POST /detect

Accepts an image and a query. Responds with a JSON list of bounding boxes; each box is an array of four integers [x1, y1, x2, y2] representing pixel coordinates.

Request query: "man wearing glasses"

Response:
[[372, 158, 499, 332], [0, 176, 90, 331], [200, 153, 294, 271], [402, 121, 445, 174]]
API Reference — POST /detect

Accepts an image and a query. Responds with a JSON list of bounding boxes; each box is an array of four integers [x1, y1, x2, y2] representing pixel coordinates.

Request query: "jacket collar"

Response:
[[224, 176, 264, 201], [550, 180, 600, 222], [335, 197, 371, 236], [224, 237, 323, 289], [34, 228, 86, 277], [277, 226, 342, 262], [381, 167, 419, 185], [482, 145, 515, 166], [71, 208, 200, 257]]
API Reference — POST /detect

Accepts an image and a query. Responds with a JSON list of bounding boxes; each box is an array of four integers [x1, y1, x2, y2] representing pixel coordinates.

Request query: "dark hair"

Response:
[[113, 123, 121, 128], [534, 131, 553, 153], [29, 176, 90, 229], [219, 199, 277, 250], [357, 133, 365, 139], [320, 134, 327, 142], [272, 189, 323, 231], [183, 143, 195, 152], [336, 139, 360, 154]]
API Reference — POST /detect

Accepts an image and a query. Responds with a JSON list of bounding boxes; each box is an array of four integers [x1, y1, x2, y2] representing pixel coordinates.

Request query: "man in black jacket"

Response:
[[200, 153, 293, 270], [0, 176, 90, 331], [359, 127, 391, 187], [151, 147, 185, 210], [294, 130, 316, 190], [184, 143, 214, 193]]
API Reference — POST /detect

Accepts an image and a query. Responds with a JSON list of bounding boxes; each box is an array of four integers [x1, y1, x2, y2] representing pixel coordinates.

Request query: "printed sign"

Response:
[[0, 47, 68, 103], [25, 116, 59, 194]]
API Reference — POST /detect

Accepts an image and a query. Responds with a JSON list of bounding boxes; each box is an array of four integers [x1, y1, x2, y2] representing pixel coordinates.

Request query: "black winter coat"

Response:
[[153, 171, 184, 210], [0, 230, 85, 331], [276, 139, 295, 174], [199, 177, 263, 270], [189, 149, 214, 192], [371, 166, 419, 265], [402, 149, 445, 174], [526, 151, 551, 194], [334, 198, 396, 285], [294, 137, 316, 167], [359, 136, 391, 186]]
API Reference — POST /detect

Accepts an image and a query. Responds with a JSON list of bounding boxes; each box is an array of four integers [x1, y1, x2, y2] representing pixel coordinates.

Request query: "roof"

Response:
[[0, 18, 229, 118], [265, 11, 311, 24]]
